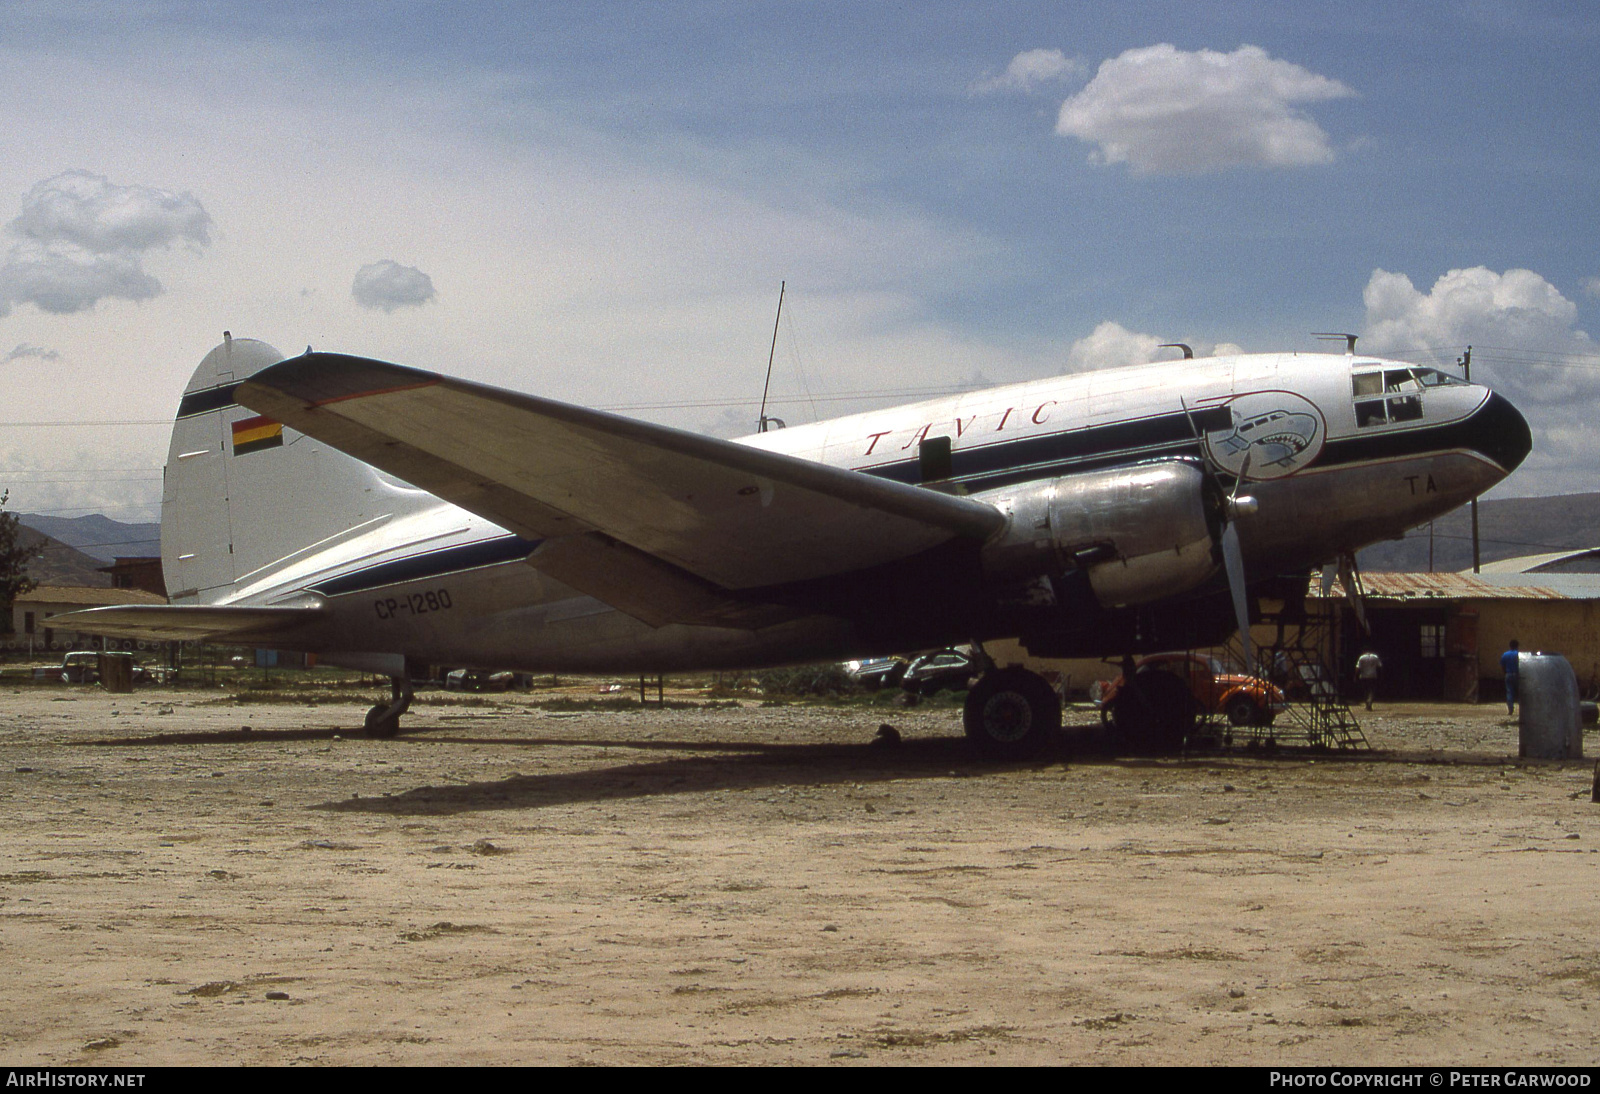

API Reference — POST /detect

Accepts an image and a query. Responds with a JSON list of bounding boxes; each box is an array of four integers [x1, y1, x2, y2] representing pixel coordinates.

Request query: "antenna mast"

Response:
[[758, 281, 785, 433]]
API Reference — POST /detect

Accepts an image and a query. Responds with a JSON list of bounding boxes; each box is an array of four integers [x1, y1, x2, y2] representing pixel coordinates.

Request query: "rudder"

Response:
[[162, 334, 437, 604]]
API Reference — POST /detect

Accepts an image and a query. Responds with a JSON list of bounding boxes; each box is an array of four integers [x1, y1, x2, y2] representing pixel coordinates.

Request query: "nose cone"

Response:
[[1472, 392, 1533, 474]]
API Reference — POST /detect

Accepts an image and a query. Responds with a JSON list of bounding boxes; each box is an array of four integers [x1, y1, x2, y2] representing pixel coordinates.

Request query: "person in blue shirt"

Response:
[[1501, 639, 1520, 715]]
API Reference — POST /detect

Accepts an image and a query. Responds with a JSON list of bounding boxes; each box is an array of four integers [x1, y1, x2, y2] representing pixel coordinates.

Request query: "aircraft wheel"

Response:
[[1225, 695, 1259, 727], [963, 668, 1060, 759], [363, 703, 401, 738], [1110, 670, 1194, 755]]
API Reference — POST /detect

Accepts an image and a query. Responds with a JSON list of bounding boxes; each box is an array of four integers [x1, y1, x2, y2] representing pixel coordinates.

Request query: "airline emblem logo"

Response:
[[1202, 391, 1325, 480]]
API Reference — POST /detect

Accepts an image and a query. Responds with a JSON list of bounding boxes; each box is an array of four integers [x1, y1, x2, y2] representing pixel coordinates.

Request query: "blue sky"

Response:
[[1, 1, 1596, 523]]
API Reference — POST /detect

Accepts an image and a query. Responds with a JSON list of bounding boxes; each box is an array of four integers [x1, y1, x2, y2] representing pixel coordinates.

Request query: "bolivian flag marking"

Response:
[[232, 414, 283, 455]]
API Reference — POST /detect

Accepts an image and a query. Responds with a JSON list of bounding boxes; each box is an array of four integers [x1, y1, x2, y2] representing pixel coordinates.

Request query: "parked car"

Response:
[[445, 668, 515, 691], [899, 647, 980, 697], [1091, 652, 1286, 727], [47, 651, 148, 686], [843, 657, 908, 691], [63, 651, 102, 684]]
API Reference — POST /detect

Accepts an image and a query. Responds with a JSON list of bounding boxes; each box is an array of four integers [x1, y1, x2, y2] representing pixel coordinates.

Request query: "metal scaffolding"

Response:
[[1193, 599, 1369, 752]]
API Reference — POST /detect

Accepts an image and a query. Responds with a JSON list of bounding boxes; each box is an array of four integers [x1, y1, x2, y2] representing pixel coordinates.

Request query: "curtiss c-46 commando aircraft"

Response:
[[62, 333, 1530, 756]]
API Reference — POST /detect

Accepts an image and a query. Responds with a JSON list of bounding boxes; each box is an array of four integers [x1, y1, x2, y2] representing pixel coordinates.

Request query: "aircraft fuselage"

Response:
[[165, 349, 1526, 674]]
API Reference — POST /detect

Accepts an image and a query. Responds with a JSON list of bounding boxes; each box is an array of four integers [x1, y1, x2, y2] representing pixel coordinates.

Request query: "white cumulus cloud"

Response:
[[4, 342, 61, 363], [9, 169, 211, 253], [1063, 322, 1241, 372], [1056, 44, 1355, 175], [970, 49, 1085, 94], [0, 170, 212, 316], [351, 259, 437, 312], [0, 240, 161, 316], [1361, 266, 1594, 402], [1065, 321, 1164, 372]]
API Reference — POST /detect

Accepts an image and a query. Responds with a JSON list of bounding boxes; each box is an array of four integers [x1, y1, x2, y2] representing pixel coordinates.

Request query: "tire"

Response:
[[1109, 669, 1195, 755], [1225, 694, 1259, 727], [963, 668, 1061, 759], [363, 704, 401, 739]]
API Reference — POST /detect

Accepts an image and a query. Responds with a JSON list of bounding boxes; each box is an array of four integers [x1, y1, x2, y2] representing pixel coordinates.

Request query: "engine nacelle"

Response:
[[977, 461, 1217, 609]]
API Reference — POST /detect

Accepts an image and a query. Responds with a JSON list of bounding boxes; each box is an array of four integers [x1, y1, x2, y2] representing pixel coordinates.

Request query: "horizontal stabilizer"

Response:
[[236, 354, 1005, 616], [50, 604, 328, 644]]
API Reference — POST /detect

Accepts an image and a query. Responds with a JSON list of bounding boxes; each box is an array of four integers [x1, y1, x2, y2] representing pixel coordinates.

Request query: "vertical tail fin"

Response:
[[162, 334, 437, 603]]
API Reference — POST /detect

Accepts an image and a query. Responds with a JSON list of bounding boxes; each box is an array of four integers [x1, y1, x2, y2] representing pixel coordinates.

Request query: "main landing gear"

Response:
[[963, 663, 1062, 759], [363, 676, 414, 738], [1103, 661, 1195, 755], [960, 655, 1195, 759]]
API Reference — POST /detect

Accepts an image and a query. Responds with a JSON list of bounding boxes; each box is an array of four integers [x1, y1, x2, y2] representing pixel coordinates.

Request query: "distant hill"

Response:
[[17, 514, 160, 563], [15, 527, 114, 588], [1358, 492, 1600, 572]]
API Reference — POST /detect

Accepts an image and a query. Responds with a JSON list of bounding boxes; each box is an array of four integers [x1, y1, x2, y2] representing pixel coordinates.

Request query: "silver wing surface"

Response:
[[237, 353, 1004, 628], [50, 604, 328, 644]]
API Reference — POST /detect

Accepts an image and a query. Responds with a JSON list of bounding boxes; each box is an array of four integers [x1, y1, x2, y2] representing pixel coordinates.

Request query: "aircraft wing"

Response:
[[47, 604, 328, 644], [236, 354, 1004, 625]]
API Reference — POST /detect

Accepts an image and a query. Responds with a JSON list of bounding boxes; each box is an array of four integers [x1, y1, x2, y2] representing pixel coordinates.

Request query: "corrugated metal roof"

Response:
[[1312, 572, 1569, 601]]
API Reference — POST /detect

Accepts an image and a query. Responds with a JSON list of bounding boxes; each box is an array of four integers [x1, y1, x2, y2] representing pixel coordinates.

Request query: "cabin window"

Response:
[[1352, 372, 1383, 397], [1388, 395, 1423, 422], [1355, 399, 1388, 427]]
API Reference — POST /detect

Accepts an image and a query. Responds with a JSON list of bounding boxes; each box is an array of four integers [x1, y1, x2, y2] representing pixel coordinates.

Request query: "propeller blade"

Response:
[[1185, 395, 1255, 673], [1221, 521, 1253, 676], [1320, 560, 1338, 596]]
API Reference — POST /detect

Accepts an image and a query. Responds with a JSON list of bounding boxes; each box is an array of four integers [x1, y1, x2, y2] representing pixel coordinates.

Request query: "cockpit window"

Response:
[[1384, 369, 1423, 394], [1352, 365, 1449, 428]]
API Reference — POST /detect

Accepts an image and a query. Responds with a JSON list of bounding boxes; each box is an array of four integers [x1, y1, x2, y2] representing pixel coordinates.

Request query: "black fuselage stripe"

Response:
[[311, 536, 542, 596], [177, 383, 241, 419], [859, 404, 1504, 492], [862, 409, 1212, 486]]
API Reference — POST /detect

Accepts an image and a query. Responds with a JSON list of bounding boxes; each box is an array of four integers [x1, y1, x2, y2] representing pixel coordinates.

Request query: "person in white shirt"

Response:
[[1355, 649, 1382, 711]]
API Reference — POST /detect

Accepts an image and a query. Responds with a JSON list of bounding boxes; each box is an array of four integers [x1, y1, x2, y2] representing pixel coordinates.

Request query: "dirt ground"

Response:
[[1, 684, 1597, 1066]]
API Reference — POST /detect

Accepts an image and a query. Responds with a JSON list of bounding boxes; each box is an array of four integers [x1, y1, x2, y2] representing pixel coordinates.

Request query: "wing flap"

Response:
[[237, 354, 1005, 595], [50, 604, 328, 644], [526, 534, 798, 629]]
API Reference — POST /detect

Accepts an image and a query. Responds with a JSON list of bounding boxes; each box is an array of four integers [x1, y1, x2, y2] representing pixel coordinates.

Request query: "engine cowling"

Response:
[[976, 461, 1218, 609]]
